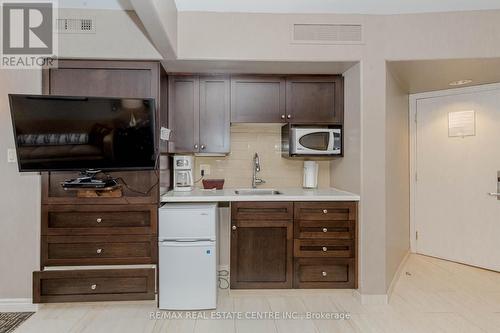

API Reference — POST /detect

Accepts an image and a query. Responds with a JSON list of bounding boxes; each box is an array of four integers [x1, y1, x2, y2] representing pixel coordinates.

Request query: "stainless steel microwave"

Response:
[[282, 126, 342, 157]]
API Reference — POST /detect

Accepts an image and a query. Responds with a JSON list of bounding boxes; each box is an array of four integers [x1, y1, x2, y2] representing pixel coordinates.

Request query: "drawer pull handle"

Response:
[[96, 218, 102, 223], [323, 209, 328, 214], [322, 246, 328, 252], [96, 248, 103, 254], [322, 228, 328, 233], [90, 284, 97, 290], [322, 271, 327, 277]]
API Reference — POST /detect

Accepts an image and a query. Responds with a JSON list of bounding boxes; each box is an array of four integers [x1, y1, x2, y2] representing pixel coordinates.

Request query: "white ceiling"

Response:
[[389, 58, 500, 93], [174, 0, 500, 14], [59, 0, 133, 10]]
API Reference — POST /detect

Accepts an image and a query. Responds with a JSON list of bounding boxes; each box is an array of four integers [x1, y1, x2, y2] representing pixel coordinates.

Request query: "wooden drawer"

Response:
[[42, 205, 157, 236], [294, 258, 356, 288], [294, 202, 357, 221], [294, 239, 354, 258], [41, 235, 157, 266], [33, 268, 155, 303], [295, 220, 354, 239], [232, 202, 293, 220]]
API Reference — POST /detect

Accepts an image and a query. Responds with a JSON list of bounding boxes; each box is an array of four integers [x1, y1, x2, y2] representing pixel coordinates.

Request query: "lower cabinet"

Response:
[[33, 268, 155, 303], [230, 202, 293, 288], [230, 201, 358, 289]]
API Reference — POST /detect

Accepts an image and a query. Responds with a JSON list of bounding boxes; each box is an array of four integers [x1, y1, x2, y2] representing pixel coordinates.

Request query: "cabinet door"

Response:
[[230, 76, 286, 123], [286, 76, 344, 123], [168, 75, 199, 153], [49, 68, 155, 98], [230, 203, 293, 289], [199, 75, 230, 153]]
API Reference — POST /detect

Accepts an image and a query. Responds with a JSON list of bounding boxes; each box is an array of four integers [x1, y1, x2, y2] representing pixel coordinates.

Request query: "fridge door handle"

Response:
[[159, 240, 215, 247]]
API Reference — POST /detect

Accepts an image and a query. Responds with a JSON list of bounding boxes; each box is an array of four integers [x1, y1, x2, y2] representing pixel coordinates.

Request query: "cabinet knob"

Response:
[[322, 271, 327, 277], [323, 209, 328, 214], [96, 248, 102, 254], [200, 145, 205, 150], [232, 225, 237, 230], [287, 114, 291, 119], [96, 218, 102, 223], [281, 114, 285, 119], [90, 284, 97, 290], [322, 227, 328, 233], [194, 144, 199, 149], [322, 246, 328, 252]]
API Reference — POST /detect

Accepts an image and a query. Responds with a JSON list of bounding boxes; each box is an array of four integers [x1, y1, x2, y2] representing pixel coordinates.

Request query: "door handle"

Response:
[[488, 192, 500, 196]]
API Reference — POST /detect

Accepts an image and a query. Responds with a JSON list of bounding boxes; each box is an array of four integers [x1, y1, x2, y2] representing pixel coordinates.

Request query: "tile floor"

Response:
[[14, 254, 500, 333]]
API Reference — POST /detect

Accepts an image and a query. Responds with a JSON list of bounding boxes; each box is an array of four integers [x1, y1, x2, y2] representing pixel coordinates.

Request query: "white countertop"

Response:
[[161, 187, 360, 202]]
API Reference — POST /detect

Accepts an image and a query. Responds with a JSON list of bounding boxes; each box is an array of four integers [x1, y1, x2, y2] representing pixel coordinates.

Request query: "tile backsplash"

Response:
[[194, 124, 330, 189]]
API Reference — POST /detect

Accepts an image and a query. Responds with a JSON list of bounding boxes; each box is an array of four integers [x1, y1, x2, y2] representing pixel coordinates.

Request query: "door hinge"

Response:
[[415, 231, 419, 240]]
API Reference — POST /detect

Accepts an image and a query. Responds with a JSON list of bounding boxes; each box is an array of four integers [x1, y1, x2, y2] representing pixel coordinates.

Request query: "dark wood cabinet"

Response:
[[168, 75, 230, 154], [199, 76, 231, 153], [285, 76, 344, 123], [230, 201, 357, 290], [230, 202, 293, 288], [293, 202, 357, 289], [35, 60, 161, 303], [168, 75, 199, 153], [230, 76, 286, 123]]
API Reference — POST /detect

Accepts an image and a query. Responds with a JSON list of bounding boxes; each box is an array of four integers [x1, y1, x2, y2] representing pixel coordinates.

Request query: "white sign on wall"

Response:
[[448, 110, 475, 137]]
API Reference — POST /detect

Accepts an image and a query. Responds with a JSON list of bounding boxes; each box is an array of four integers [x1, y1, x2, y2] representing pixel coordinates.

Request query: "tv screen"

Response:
[[9, 94, 157, 172]]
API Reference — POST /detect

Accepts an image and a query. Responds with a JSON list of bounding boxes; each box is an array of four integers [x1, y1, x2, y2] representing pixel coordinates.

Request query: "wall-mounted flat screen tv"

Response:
[[9, 94, 156, 172]]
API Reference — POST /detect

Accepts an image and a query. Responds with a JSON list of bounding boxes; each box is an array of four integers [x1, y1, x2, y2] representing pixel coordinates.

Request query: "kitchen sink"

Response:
[[234, 189, 282, 195]]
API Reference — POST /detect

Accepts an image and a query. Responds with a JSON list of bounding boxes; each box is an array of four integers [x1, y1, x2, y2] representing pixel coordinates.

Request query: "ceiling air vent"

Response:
[[56, 18, 96, 34], [292, 24, 362, 44]]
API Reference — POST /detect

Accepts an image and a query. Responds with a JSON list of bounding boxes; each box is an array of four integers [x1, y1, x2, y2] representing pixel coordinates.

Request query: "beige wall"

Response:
[[175, 9, 500, 295], [0, 9, 160, 300], [130, 0, 178, 59], [0, 70, 42, 299], [385, 68, 410, 290], [331, 63, 361, 194], [195, 124, 330, 189], [57, 9, 161, 60]]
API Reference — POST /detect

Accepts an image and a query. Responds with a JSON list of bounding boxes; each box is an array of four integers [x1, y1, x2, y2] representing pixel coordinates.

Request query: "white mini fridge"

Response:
[[159, 203, 217, 310]]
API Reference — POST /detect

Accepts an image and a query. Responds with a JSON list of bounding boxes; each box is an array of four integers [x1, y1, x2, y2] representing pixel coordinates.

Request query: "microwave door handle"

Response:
[[328, 132, 335, 151]]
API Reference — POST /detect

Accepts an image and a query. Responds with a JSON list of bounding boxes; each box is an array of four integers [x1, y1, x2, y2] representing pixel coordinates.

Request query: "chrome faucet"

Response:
[[252, 152, 266, 188]]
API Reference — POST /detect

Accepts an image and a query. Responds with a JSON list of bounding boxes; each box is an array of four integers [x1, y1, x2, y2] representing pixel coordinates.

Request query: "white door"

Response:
[[415, 87, 500, 271]]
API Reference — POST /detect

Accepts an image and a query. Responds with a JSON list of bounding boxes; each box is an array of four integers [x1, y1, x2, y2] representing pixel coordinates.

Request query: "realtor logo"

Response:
[[1, 1, 57, 68]]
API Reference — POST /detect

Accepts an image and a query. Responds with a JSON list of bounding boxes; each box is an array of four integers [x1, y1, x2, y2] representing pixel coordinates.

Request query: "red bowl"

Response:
[[202, 179, 225, 190]]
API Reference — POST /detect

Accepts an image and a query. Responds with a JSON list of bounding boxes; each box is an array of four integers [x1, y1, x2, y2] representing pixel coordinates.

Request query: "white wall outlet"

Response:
[[7, 148, 16, 163], [200, 164, 211, 176]]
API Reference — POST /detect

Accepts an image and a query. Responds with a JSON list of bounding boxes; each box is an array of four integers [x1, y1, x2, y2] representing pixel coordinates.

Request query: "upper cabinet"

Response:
[[230, 76, 286, 123], [168, 73, 344, 154], [168, 75, 230, 154], [285, 76, 344, 124], [230, 75, 344, 124]]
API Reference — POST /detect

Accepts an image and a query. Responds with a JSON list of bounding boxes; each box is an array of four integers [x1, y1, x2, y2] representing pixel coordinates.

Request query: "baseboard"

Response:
[[0, 298, 38, 312], [387, 250, 411, 301], [353, 290, 388, 305]]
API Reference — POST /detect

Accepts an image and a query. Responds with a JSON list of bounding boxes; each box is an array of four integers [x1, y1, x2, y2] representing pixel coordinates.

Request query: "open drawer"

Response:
[[33, 268, 155, 303]]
